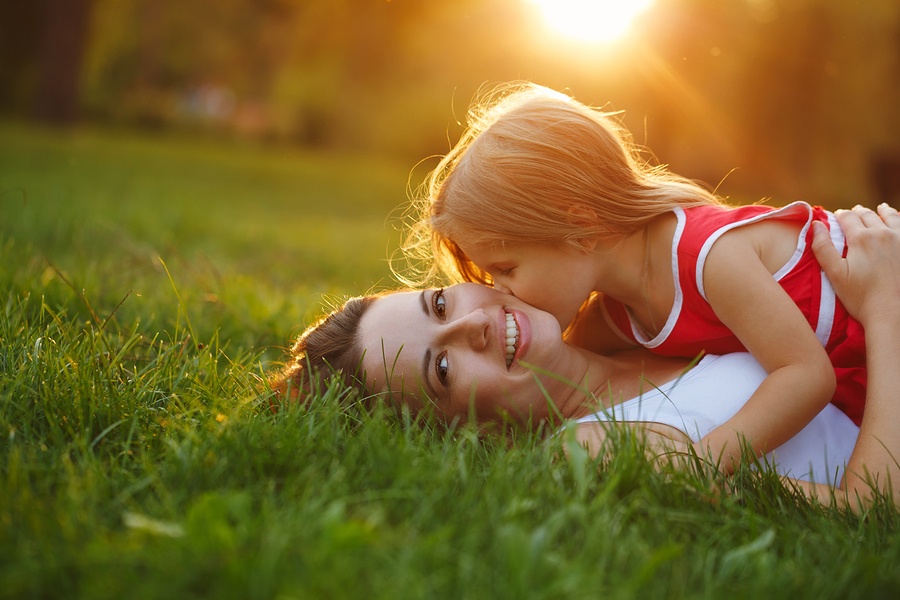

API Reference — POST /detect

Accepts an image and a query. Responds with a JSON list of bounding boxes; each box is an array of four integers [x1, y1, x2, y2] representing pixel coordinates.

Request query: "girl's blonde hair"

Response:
[[399, 82, 727, 286]]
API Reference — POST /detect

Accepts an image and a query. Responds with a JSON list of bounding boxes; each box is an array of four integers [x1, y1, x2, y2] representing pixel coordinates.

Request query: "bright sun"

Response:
[[527, 0, 655, 44]]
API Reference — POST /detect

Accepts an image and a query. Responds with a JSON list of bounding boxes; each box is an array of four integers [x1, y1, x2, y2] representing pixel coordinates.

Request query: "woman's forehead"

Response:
[[368, 290, 426, 331], [359, 291, 429, 393]]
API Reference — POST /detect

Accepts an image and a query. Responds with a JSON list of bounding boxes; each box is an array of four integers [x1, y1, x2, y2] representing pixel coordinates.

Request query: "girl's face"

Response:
[[458, 240, 599, 330], [358, 283, 575, 424]]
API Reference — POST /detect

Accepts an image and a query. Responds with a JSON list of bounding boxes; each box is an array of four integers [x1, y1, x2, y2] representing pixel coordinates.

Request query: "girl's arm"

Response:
[[572, 420, 697, 472], [697, 234, 836, 474], [577, 204, 900, 512]]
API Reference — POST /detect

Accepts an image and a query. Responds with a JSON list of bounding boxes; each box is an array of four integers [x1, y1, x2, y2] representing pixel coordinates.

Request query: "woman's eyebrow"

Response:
[[422, 347, 438, 399], [419, 290, 430, 317]]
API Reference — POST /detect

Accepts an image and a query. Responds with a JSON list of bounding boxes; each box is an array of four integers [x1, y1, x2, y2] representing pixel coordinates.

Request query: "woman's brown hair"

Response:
[[268, 295, 377, 405]]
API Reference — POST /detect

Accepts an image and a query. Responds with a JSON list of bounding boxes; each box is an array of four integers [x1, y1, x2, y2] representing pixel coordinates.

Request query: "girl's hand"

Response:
[[812, 203, 900, 326]]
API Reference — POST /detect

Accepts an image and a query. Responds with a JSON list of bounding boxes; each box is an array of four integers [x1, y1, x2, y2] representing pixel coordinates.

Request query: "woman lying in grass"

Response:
[[270, 205, 900, 511]]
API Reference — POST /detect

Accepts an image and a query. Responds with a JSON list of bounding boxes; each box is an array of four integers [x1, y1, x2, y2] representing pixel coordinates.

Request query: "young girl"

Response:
[[402, 82, 865, 473]]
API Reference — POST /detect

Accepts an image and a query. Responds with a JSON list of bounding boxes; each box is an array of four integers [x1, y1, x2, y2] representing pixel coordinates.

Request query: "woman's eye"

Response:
[[435, 352, 450, 386], [432, 288, 447, 319], [499, 267, 515, 276]]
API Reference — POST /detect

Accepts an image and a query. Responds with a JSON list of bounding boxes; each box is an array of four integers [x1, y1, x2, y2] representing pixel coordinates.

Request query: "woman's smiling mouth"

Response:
[[504, 311, 519, 368]]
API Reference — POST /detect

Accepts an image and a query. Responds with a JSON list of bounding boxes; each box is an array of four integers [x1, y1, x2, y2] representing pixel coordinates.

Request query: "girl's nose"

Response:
[[492, 281, 512, 295]]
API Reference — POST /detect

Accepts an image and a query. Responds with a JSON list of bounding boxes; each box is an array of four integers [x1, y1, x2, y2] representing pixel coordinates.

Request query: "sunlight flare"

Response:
[[527, 0, 655, 44]]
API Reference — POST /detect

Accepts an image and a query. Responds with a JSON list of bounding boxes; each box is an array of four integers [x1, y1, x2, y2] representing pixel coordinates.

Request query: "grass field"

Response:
[[1, 122, 898, 599]]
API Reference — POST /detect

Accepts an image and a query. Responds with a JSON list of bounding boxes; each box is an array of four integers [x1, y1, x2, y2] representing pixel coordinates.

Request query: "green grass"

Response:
[[0, 122, 898, 599]]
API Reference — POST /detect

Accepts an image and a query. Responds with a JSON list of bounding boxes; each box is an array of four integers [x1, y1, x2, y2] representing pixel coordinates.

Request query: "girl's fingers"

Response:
[[836, 203, 900, 235], [877, 203, 900, 227], [850, 204, 882, 226], [811, 221, 845, 279], [834, 207, 865, 237]]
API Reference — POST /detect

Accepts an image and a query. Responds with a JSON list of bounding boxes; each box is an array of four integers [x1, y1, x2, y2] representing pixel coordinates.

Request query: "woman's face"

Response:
[[358, 283, 574, 424]]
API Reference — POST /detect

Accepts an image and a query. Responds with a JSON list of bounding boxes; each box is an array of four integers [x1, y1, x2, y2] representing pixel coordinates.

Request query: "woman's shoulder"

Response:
[[571, 353, 768, 440], [671, 354, 766, 399]]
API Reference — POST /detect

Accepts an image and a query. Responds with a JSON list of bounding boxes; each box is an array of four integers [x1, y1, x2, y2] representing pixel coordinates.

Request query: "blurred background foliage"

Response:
[[2, 0, 899, 207]]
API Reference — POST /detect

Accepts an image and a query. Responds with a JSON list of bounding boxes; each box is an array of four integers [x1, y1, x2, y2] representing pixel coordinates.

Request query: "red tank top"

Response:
[[602, 202, 866, 424]]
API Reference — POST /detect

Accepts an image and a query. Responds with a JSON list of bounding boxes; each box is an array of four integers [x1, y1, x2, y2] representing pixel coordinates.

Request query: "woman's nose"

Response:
[[444, 309, 490, 350]]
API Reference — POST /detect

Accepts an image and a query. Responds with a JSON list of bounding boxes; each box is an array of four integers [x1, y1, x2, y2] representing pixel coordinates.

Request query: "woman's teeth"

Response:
[[505, 312, 519, 368]]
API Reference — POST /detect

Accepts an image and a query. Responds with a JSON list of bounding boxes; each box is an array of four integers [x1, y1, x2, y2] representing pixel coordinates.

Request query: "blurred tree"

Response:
[[4, 0, 898, 203], [0, 1, 44, 114], [33, 0, 93, 124], [606, 0, 900, 205]]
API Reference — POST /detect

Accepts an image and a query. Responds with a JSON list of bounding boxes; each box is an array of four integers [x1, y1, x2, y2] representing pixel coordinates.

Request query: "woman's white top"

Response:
[[573, 353, 859, 484]]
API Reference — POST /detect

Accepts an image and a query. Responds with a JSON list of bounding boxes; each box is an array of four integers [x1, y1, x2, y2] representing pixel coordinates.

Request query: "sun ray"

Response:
[[527, 0, 655, 44]]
